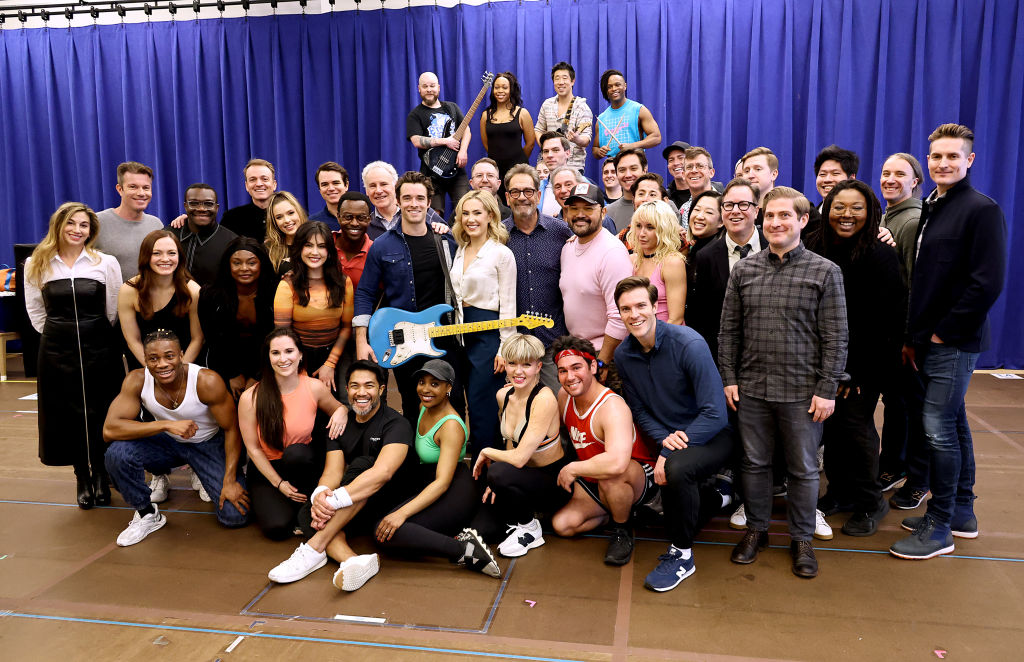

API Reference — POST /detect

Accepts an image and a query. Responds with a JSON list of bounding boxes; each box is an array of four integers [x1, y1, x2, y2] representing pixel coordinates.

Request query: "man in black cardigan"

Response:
[[889, 123, 1007, 561]]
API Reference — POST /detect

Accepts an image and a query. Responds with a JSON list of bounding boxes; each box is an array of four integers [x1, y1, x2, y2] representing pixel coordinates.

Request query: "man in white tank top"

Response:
[[103, 330, 250, 546]]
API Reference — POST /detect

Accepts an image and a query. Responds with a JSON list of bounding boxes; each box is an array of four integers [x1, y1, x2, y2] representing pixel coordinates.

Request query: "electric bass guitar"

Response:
[[368, 304, 554, 368], [422, 72, 494, 179]]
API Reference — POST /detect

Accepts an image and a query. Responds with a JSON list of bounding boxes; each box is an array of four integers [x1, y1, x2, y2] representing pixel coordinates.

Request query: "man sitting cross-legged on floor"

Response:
[[102, 330, 250, 546], [550, 335, 658, 566]]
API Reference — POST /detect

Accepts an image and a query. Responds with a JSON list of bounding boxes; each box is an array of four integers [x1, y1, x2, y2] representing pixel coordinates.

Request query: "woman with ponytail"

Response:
[[238, 328, 348, 540]]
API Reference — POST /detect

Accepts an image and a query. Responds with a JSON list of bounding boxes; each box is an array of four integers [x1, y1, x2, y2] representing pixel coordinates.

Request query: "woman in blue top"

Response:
[[373, 359, 500, 577]]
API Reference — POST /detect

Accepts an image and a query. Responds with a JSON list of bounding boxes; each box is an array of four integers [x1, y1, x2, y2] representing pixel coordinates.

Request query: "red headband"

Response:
[[555, 348, 596, 364]]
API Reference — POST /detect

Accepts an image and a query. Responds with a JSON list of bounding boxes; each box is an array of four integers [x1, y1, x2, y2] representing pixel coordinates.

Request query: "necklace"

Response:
[[155, 369, 186, 409], [643, 252, 656, 259]]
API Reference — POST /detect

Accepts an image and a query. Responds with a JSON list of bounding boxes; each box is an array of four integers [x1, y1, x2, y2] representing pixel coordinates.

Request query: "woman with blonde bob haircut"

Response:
[[450, 189, 517, 459], [265, 191, 309, 276], [626, 200, 687, 324], [25, 202, 123, 509], [463, 333, 571, 558]]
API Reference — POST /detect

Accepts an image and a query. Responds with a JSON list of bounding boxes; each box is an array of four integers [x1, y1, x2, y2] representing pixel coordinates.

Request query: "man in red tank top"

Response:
[[550, 335, 657, 565]]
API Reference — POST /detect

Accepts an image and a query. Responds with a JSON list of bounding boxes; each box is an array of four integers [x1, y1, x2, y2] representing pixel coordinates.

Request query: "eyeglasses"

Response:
[[185, 200, 218, 210], [339, 213, 370, 222], [683, 163, 709, 171], [472, 173, 498, 181], [721, 201, 756, 211], [507, 188, 537, 198]]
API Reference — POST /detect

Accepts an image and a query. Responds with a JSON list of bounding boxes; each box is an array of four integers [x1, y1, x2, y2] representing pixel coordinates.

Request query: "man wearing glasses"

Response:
[[501, 164, 572, 391], [452, 158, 510, 222], [677, 146, 724, 225], [170, 184, 237, 285]]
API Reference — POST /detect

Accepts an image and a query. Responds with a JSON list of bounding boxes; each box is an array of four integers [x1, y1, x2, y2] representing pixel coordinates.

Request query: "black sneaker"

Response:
[[604, 524, 634, 566], [879, 470, 907, 492], [455, 528, 501, 578], [889, 486, 929, 510], [890, 515, 954, 560], [817, 493, 853, 517], [841, 501, 889, 537]]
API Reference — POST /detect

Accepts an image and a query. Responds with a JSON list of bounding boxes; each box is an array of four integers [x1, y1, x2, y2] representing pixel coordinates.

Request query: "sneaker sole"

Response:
[[644, 565, 695, 592], [116, 514, 167, 547], [333, 555, 380, 591], [728, 518, 746, 530], [890, 493, 929, 510], [813, 529, 834, 541], [498, 535, 545, 558], [269, 556, 327, 583], [889, 543, 955, 560], [841, 525, 878, 537], [881, 477, 907, 492], [460, 528, 502, 578]]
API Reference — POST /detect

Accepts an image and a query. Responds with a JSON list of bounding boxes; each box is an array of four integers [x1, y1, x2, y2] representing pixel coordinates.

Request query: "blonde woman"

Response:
[[265, 191, 308, 276], [626, 200, 686, 324], [24, 202, 123, 509], [450, 190, 517, 459]]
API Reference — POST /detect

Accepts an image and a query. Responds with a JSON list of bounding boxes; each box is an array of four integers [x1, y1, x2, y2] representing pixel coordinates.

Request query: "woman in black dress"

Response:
[[199, 237, 277, 401], [24, 202, 123, 508], [480, 71, 536, 191]]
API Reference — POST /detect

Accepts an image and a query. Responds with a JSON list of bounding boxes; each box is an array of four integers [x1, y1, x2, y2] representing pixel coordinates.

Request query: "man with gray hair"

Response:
[[361, 160, 444, 240], [406, 71, 471, 214]]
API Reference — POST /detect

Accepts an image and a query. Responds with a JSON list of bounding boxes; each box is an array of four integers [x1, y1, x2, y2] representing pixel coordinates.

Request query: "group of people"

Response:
[[22, 62, 1007, 596]]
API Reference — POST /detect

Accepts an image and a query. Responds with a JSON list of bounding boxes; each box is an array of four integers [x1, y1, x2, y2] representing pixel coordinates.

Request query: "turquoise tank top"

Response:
[[597, 99, 643, 159], [414, 406, 468, 464]]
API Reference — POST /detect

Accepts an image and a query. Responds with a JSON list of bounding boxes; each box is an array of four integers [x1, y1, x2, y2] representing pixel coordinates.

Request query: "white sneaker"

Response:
[[116, 505, 167, 546], [728, 504, 747, 530], [332, 553, 380, 591], [184, 467, 211, 502], [149, 474, 169, 503], [814, 509, 834, 540], [497, 518, 545, 557], [268, 543, 327, 583]]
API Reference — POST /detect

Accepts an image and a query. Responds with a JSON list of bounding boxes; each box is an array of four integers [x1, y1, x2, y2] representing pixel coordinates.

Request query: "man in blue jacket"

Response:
[[890, 124, 1007, 560], [614, 276, 732, 591]]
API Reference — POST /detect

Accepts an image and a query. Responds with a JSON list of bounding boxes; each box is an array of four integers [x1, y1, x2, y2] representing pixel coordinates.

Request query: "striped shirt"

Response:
[[274, 277, 354, 365], [718, 243, 848, 402], [534, 95, 593, 170]]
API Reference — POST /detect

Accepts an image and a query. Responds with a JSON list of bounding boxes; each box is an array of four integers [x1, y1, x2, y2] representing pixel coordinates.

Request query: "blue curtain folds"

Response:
[[1, 0, 1021, 366]]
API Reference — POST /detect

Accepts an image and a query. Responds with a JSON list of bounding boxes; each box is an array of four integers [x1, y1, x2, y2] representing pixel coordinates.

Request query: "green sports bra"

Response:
[[414, 406, 468, 464]]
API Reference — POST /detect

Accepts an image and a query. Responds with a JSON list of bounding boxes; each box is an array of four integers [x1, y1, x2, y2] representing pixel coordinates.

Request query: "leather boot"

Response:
[[92, 468, 111, 507], [74, 465, 95, 510]]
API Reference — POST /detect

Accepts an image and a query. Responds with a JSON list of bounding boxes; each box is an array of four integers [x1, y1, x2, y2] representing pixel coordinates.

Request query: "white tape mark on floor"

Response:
[[225, 635, 245, 652], [333, 614, 387, 624]]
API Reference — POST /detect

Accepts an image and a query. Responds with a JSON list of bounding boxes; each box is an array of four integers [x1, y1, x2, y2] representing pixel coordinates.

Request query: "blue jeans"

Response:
[[737, 396, 822, 541], [105, 431, 249, 527], [462, 306, 506, 460], [918, 342, 978, 528]]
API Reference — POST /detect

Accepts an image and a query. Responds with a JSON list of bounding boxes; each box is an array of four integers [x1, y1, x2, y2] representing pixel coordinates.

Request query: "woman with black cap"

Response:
[[372, 359, 500, 577]]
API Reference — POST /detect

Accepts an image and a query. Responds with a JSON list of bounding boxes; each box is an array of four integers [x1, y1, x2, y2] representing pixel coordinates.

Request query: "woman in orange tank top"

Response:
[[239, 329, 348, 540]]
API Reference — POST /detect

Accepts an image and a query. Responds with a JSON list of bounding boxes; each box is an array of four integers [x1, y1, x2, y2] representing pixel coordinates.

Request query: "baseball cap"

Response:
[[413, 359, 456, 384], [661, 140, 691, 159], [563, 182, 604, 206]]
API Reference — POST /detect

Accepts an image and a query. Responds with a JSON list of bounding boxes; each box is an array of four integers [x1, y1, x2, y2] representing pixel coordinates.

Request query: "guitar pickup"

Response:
[[389, 329, 405, 345]]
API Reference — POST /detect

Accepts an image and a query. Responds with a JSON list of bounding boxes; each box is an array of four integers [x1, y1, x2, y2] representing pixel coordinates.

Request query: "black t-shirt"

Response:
[[220, 202, 267, 242], [405, 231, 447, 311], [406, 101, 464, 175], [327, 404, 412, 461], [170, 223, 238, 287]]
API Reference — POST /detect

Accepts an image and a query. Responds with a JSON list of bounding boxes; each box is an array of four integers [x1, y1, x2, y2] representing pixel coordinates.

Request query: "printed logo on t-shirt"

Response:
[[570, 425, 596, 451], [427, 112, 454, 139]]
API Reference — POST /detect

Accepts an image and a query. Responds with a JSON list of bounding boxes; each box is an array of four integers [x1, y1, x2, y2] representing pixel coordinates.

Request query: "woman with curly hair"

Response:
[[25, 202, 123, 508], [480, 71, 536, 189], [626, 200, 686, 324]]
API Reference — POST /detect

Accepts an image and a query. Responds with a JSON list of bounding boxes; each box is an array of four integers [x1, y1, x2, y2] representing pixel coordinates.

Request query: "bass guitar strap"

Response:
[[431, 232, 463, 346]]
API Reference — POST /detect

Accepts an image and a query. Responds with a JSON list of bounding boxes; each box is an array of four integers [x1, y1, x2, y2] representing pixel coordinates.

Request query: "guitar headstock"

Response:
[[482, 71, 494, 86], [516, 312, 555, 330]]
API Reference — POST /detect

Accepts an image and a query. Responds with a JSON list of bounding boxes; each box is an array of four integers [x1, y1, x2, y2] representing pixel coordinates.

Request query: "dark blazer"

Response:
[[688, 227, 766, 364]]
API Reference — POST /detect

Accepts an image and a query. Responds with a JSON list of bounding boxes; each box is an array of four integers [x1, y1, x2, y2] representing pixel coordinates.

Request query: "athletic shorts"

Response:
[[575, 461, 657, 512]]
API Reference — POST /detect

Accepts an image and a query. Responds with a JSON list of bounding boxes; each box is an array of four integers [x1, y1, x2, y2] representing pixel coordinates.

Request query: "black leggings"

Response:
[[249, 444, 320, 541], [377, 463, 480, 560], [469, 457, 572, 543]]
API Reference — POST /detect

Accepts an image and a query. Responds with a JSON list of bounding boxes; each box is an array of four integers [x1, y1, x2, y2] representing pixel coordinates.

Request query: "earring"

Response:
[[447, 390, 452, 397]]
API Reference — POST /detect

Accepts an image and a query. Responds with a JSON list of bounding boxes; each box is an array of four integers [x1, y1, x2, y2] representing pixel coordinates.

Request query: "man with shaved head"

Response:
[[407, 71, 471, 214]]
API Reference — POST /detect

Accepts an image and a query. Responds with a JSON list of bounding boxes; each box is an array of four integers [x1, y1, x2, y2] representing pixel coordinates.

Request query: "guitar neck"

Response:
[[428, 317, 522, 338], [451, 82, 491, 141]]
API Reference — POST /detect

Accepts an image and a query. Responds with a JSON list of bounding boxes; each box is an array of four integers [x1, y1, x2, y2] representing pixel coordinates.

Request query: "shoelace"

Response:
[[655, 551, 682, 569]]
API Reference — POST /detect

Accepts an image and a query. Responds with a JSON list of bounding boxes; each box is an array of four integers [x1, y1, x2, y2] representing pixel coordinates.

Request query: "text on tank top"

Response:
[[561, 387, 654, 466]]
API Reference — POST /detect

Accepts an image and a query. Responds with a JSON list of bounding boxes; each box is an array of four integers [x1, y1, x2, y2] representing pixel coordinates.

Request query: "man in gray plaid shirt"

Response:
[[718, 186, 848, 579]]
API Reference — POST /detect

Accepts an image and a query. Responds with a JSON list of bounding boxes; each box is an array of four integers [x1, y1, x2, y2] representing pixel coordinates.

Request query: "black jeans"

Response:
[[429, 170, 470, 216], [822, 388, 884, 513], [469, 457, 572, 543], [249, 443, 319, 540], [662, 426, 734, 548]]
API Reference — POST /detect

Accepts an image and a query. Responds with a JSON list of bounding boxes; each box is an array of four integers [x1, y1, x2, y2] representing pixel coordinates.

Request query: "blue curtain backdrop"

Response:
[[1, 0, 1021, 366]]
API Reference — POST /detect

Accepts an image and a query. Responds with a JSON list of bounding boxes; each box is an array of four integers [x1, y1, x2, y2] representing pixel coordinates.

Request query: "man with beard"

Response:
[[170, 184, 237, 286], [407, 71, 471, 213]]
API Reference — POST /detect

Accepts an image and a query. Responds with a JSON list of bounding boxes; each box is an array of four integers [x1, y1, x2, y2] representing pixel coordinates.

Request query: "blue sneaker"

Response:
[[889, 515, 954, 560], [644, 546, 695, 592]]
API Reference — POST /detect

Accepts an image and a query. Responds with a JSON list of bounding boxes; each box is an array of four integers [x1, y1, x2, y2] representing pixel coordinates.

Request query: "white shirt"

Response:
[[450, 238, 518, 351], [725, 230, 762, 272], [24, 250, 122, 333]]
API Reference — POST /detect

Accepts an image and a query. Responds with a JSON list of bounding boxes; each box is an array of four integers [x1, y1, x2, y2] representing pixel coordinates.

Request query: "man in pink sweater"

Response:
[[559, 183, 633, 374]]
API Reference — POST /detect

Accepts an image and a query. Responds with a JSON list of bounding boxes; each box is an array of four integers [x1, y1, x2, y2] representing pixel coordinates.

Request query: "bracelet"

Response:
[[276, 478, 284, 489]]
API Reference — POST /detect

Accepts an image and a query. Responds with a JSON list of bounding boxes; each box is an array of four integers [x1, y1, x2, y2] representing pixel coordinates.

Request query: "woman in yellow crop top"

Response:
[[465, 334, 572, 558], [273, 222, 353, 394], [239, 329, 348, 540], [373, 359, 500, 578]]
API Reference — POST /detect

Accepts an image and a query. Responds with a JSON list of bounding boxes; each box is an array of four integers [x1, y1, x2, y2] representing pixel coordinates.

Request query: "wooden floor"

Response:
[[1, 355, 1022, 661]]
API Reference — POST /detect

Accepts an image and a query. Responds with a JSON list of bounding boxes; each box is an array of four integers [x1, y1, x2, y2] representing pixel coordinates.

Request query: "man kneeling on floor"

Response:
[[613, 276, 733, 591], [550, 335, 658, 565], [103, 330, 250, 546]]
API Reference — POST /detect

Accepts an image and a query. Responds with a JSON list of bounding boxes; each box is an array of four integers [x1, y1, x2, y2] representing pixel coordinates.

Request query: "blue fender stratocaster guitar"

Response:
[[367, 304, 554, 368]]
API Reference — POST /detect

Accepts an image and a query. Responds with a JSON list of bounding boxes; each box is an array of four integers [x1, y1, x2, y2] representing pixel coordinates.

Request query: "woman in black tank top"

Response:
[[480, 72, 536, 191], [464, 334, 572, 558]]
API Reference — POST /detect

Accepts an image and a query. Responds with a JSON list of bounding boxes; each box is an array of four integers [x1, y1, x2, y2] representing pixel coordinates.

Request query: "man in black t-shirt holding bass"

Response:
[[407, 71, 471, 214]]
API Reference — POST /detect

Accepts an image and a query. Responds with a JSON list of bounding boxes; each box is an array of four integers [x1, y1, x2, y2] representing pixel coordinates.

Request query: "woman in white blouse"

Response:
[[450, 190, 518, 460], [24, 202, 123, 510]]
